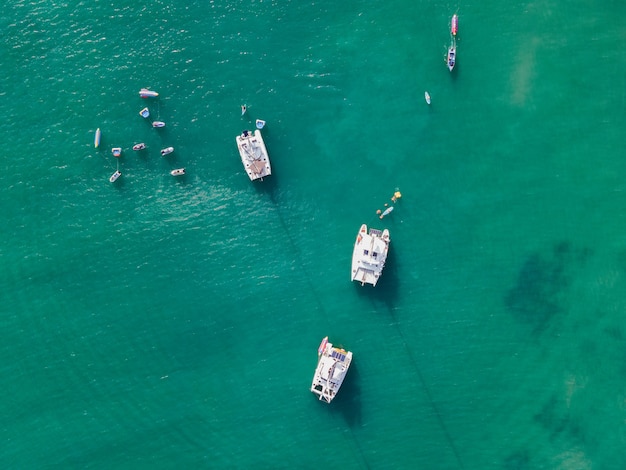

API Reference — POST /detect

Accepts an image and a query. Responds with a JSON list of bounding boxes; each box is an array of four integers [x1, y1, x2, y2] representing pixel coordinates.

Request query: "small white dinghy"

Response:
[[139, 107, 150, 118], [109, 170, 121, 183], [170, 168, 186, 176], [139, 88, 159, 98], [112, 147, 122, 158], [425, 92, 431, 105], [160, 147, 174, 156], [94, 128, 101, 148], [152, 121, 166, 128], [255, 119, 266, 129], [133, 143, 146, 151]]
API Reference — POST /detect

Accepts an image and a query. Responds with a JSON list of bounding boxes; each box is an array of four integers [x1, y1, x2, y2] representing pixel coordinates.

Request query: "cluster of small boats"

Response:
[[424, 14, 458, 105], [96, 89, 185, 182]]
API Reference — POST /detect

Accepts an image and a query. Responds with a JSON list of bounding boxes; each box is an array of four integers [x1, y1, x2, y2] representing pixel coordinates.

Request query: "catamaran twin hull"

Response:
[[311, 337, 352, 404], [351, 224, 390, 286], [236, 130, 271, 181]]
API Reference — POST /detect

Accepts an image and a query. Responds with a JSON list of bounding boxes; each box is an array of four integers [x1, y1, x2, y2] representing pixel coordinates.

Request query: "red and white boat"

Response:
[[317, 337, 328, 356], [451, 14, 458, 36]]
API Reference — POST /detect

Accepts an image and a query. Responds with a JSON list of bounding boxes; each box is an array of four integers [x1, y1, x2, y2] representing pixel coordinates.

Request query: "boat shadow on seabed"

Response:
[[319, 360, 362, 429]]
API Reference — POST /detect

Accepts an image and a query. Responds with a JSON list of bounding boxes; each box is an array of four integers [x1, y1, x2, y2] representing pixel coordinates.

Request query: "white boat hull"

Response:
[[311, 338, 352, 404], [351, 224, 390, 286], [139, 89, 159, 98], [94, 128, 101, 148], [109, 170, 121, 183], [447, 46, 456, 71], [235, 129, 271, 181]]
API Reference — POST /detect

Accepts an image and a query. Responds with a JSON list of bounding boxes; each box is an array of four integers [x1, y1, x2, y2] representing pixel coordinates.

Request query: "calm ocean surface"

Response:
[[2, 1, 625, 468]]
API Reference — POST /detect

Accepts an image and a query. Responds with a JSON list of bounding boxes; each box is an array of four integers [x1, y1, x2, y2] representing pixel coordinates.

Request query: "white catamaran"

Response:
[[235, 129, 271, 181], [310, 337, 352, 404], [351, 224, 390, 286]]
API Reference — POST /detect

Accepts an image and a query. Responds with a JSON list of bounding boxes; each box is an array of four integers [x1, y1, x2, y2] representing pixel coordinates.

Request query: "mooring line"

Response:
[[383, 303, 465, 469]]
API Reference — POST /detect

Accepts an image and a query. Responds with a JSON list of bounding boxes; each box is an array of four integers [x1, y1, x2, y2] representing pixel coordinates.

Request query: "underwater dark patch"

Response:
[[505, 241, 588, 333], [503, 449, 531, 470], [533, 394, 571, 441]]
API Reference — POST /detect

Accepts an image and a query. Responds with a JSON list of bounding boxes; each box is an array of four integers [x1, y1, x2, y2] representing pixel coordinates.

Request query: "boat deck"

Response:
[[236, 130, 271, 181]]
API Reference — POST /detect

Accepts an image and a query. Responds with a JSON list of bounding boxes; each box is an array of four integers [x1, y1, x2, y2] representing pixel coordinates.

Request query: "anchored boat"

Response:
[[109, 170, 121, 183], [94, 128, 101, 148], [351, 224, 390, 286], [447, 44, 456, 71], [311, 337, 352, 404], [139, 88, 159, 98], [235, 129, 271, 181]]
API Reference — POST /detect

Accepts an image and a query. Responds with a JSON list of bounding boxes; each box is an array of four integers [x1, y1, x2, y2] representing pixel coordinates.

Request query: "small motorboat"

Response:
[[94, 128, 101, 148], [112, 147, 122, 158], [241, 104, 247, 116], [139, 107, 150, 118], [109, 170, 121, 183], [447, 45, 456, 71], [425, 92, 431, 105], [160, 147, 174, 156], [255, 119, 266, 130], [170, 168, 186, 176], [139, 88, 159, 98], [451, 14, 458, 36], [133, 143, 146, 151], [152, 121, 165, 128]]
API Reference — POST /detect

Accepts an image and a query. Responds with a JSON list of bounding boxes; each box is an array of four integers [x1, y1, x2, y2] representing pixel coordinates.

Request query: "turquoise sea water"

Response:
[[2, 1, 625, 468]]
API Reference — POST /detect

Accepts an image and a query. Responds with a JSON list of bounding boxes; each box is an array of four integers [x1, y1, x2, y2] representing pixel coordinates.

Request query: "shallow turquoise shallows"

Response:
[[2, 1, 625, 468]]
